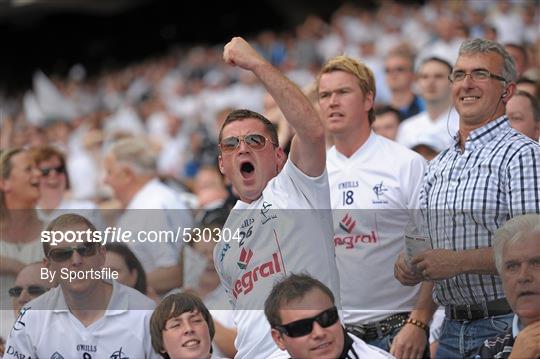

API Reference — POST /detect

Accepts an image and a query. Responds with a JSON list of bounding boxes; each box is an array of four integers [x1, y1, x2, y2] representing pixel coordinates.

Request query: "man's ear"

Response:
[[364, 91, 374, 112], [0, 177, 10, 192], [271, 328, 288, 351], [501, 83, 517, 104], [218, 154, 225, 175], [120, 165, 135, 182], [275, 147, 286, 173]]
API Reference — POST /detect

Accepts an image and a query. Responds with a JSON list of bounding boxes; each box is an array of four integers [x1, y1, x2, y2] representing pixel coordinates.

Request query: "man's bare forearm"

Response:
[[251, 61, 324, 144]]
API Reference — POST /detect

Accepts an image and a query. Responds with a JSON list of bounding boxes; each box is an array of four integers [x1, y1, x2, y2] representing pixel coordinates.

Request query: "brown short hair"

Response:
[[264, 273, 335, 328], [317, 56, 377, 124], [218, 109, 279, 147], [43, 213, 97, 257], [150, 292, 215, 358], [30, 145, 70, 189]]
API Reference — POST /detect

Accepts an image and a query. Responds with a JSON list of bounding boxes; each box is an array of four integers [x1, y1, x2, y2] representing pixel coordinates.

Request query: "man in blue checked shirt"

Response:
[[395, 38, 540, 358]]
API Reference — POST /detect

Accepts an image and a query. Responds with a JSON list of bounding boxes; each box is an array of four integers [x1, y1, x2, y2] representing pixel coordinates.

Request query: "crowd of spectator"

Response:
[[1, 0, 539, 358]]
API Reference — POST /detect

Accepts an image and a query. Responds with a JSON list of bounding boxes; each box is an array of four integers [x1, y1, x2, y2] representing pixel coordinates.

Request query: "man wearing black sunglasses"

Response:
[[265, 274, 393, 359], [5, 213, 159, 358], [9, 262, 53, 316], [214, 37, 340, 358]]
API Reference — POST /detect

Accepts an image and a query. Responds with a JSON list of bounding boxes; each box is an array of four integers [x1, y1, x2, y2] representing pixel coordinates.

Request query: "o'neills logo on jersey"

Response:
[[334, 231, 378, 249], [233, 252, 282, 298]]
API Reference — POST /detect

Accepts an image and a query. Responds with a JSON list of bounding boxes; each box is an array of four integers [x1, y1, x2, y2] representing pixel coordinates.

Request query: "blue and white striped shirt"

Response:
[[421, 116, 540, 306]]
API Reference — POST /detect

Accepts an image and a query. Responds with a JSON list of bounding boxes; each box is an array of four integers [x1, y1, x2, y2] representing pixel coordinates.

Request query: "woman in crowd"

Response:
[[31, 145, 104, 228], [0, 148, 44, 338]]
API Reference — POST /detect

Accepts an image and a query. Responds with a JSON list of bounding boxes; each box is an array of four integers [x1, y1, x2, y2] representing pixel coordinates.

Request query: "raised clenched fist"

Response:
[[223, 37, 265, 71]]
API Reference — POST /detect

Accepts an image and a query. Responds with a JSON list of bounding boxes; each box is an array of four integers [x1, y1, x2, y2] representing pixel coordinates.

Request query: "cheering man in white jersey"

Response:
[[5, 213, 158, 358], [214, 37, 340, 359], [317, 56, 436, 358]]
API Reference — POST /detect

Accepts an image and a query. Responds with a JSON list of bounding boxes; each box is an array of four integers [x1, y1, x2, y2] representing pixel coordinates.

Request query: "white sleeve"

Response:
[[401, 154, 427, 210], [272, 159, 330, 209], [4, 313, 37, 358]]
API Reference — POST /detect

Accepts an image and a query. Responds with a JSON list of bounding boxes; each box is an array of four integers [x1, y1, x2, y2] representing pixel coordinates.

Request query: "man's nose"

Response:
[[310, 321, 326, 339], [183, 321, 195, 334], [237, 138, 250, 153], [517, 263, 533, 282], [17, 288, 32, 305], [71, 250, 83, 266], [329, 92, 339, 106]]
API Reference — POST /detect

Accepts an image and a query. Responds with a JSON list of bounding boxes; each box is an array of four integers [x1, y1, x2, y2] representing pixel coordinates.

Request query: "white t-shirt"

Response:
[[343, 332, 395, 359], [4, 280, 159, 358], [397, 108, 459, 152], [116, 178, 193, 273], [214, 159, 340, 359], [327, 132, 426, 323]]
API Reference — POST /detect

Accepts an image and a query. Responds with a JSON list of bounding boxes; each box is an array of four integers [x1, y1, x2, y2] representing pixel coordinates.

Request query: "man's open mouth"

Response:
[[240, 161, 255, 178]]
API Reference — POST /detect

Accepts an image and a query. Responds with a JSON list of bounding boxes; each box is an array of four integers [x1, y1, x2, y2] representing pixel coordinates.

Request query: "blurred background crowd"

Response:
[[0, 0, 539, 356]]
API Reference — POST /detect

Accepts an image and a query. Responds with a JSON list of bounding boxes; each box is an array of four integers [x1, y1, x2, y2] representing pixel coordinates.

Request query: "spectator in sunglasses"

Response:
[[10, 262, 53, 315], [215, 37, 340, 359], [265, 274, 393, 359], [0, 148, 44, 339], [30, 145, 104, 229], [4, 213, 160, 358], [150, 292, 217, 359]]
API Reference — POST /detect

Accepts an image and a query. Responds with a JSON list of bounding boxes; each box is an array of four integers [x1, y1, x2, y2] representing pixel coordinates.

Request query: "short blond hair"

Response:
[[317, 56, 377, 124]]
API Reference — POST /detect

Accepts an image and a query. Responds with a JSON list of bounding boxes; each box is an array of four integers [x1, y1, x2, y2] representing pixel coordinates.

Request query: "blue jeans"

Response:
[[436, 314, 513, 358], [364, 325, 430, 358]]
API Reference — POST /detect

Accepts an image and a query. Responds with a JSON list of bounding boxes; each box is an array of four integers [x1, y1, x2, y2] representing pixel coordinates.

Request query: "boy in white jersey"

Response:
[[4, 214, 158, 358], [317, 56, 437, 358], [214, 37, 340, 358]]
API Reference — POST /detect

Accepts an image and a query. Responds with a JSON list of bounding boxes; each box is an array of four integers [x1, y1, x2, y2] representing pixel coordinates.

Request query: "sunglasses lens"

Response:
[[40, 165, 65, 176], [245, 135, 266, 150], [49, 244, 97, 261], [49, 248, 74, 262], [221, 137, 240, 153], [77, 243, 97, 257], [27, 286, 47, 296], [280, 307, 338, 337], [283, 318, 314, 338], [317, 307, 339, 328], [8, 287, 23, 297]]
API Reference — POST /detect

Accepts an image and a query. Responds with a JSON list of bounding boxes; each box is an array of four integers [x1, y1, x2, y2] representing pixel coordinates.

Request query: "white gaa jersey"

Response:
[[342, 332, 395, 358], [327, 132, 426, 324], [214, 159, 340, 359], [5, 280, 159, 359]]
